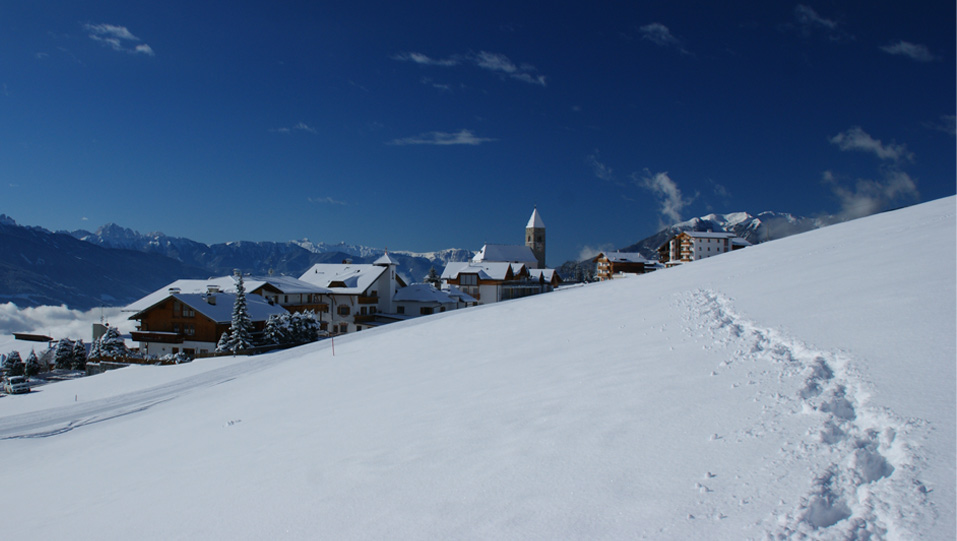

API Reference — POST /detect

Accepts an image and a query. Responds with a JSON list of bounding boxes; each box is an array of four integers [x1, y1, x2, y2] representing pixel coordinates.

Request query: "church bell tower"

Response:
[[525, 207, 546, 269]]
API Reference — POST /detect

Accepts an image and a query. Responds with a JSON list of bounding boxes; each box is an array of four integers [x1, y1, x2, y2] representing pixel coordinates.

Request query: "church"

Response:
[[440, 208, 561, 304]]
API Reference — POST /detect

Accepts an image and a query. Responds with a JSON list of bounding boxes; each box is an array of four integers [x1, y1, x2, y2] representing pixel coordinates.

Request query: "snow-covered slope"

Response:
[[1, 197, 953, 539]]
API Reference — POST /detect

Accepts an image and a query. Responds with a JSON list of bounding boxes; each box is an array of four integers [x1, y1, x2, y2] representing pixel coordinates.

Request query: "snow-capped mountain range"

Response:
[[0, 208, 830, 310]]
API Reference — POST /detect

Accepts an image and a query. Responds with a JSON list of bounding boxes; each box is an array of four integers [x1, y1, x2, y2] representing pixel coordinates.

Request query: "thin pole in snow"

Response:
[[331, 336, 335, 356]]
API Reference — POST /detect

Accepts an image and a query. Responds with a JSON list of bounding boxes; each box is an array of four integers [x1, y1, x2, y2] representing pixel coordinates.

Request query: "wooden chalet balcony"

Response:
[[131, 331, 185, 344], [357, 296, 379, 304], [353, 314, 376, 323]]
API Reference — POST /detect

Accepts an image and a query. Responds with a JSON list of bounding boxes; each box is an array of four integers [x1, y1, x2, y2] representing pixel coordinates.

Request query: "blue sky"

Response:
[[2, 1, 954, 265]]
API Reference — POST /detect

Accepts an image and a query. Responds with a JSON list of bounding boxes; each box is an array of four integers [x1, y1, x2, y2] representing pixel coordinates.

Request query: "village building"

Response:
[[657, 231, 750, 267], [128, 290, 288, 357], [440, 208, 559, 304], [298, 253, 408, 333], [393, 284, 459, 316], [593, 251, 654, 281]]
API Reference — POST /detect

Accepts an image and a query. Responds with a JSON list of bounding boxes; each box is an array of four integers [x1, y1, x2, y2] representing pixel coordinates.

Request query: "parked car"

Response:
[[3, 375, 30, 394]]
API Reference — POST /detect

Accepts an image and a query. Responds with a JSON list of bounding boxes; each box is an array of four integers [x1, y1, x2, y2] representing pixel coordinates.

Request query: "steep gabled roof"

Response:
[[526, 208, 545, 229], [124, 276, 330, 313], [472, 244, 537, 265], [596, 251, 649, 263], [442, 261, 521, 281], [130, 292, 287, 324], [299, 263, 388, 295]]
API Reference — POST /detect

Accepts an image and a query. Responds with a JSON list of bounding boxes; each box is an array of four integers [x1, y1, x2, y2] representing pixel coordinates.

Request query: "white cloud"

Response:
[[635, 170, 694, 226], [792, 5, 848, 41], [0, 303, 136, 352], [387, 129, 496, 146], [823, 169, 920, 220], [924, 115, 956, 136], [639, 23, 687, 53], [392, 52, 459, 67], [578, 244, 615, 261], [270, 122, 317, 134], [308, 196, 347, 206], [394, 50, 546, 86], [586, 153, 619, 185], [880, 41, 935, 62], [794, 5, 837, 30], [472, 51, 546, 86], [830, 127, 913, 163], [84, 23, 155, 56]]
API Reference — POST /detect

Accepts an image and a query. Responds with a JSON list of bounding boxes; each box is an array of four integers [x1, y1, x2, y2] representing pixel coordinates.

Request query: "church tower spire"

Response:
[[525, 207, 546, 269]]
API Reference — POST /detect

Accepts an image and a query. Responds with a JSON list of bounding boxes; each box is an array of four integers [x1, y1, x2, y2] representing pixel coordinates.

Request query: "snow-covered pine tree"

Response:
[[4, 351, 21, 374], [8, 351, 25, 376], [54, 339, 74, 370], [215, 331, 231, 353], [263, 313, 289, 345], [90, 327, 129, 360], [72, 339, 88, 370], [24, 350, 40, 377], [225, 272, 254, 352]]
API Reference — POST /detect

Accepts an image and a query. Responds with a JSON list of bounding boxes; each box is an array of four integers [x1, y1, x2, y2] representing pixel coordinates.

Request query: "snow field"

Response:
[[0, 196, 953, 539]]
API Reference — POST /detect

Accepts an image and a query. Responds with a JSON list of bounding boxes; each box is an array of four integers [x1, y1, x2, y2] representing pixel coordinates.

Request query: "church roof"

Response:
[[526, 207, 545, 229], [472, 244, 537, 265]]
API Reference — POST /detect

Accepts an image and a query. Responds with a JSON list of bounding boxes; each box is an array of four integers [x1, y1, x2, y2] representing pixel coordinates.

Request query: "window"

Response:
[[397, 306, 405, 314], [361, 307, 367, 315], [420, 307, 434, 315], [338, 305, 351, 316], [460, 274, 478, 286]]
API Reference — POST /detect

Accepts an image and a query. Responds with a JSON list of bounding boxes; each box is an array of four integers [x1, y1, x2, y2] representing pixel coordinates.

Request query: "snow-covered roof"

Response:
[[683, 231, 739, 239], [526, 208, 545, 229], [598, 251, 648, 263], [130, 292, 287, 324], [298, 263, 388, 295], [124, 276, 330, 312], [443, 285, 478, 304], [393, 284, 457, 305], [374, 252, 399, 266], [527, 269, 560, 283], [442, 261, 522, 281], [472, 244, 537, 265]]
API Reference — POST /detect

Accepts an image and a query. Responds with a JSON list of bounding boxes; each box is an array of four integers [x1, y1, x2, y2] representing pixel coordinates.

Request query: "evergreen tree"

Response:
[[24, 350, 40, 377], [90, 326, 129, 360], [54, 339, 74, 370], [225, 272, 254, 352], [425, 266, 442, 288], [8, 351, 25, 376], [4, 351, 21, 374], [215, 331, 231, 353], [263, 313, 290, 345], [72, 339, 88, 370]]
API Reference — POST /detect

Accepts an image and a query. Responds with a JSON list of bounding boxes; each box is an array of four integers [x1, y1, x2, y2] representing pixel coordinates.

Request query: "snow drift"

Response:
[[0, 197, 953, 539]]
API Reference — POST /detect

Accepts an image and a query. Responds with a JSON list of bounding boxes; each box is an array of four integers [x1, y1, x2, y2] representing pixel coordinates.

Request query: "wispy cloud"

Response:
[[791, 5, 849, 41], [586, 153, 621, 187], [830, 127, 913, 163], [578, 244, 615, 261], [83, 23, 155, 56], [388, 129, 496, 146], [924, 115, 956, 136], [308, 196, 347, 206], [880, 41, 935, 62], [270, 122, 317, 134], [635, 170, 695, 226], [392, 52, 459, 67], [393, 50, 546, 86], [639, 23, 690, 54], [823, 169, 919, 220]]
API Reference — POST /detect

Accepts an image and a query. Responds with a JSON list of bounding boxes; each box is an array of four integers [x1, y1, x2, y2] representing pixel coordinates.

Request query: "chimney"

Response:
[[168, 287, 181, 295]]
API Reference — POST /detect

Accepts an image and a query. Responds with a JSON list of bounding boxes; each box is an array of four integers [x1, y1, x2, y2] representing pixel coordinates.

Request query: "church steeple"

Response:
[[525, 207, 546, 269]]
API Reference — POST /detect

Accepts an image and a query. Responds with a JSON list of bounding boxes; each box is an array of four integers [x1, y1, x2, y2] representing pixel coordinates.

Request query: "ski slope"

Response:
[[0, 197, 953, 539]]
